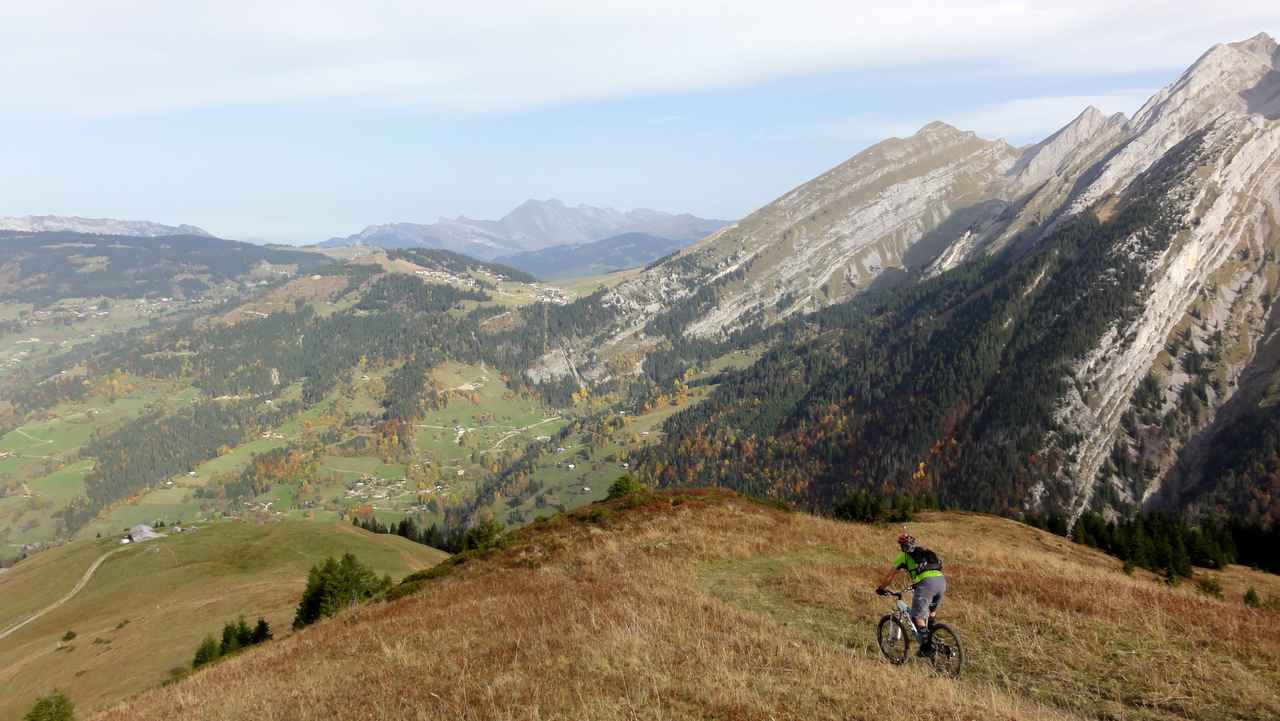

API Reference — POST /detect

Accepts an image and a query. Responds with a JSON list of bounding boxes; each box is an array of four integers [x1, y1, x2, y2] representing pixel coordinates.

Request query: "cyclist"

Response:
[[875, 531, 945, 656]]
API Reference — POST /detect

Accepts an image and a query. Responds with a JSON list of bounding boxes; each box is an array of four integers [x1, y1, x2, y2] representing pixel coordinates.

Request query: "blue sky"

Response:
[[1, 2, 1277, 243]]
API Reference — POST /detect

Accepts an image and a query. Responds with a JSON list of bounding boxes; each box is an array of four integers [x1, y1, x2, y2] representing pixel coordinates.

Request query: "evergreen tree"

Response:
[[219, 621, 241, 655], [234, 616, 253, 648], [23, 691, 74, 721], [192, 636, 221, 669], [293, 553, 391, 629], [251, 617, 273, 644]]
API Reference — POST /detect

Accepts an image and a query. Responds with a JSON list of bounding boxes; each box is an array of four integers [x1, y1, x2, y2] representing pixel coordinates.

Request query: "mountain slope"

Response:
[[497, 232, 691, 280], [1, 520, 445, 720], [602, 122, 1024, 335], [0, 230, 328, 302], [0, 215, 212, 238], [515, 32, 1280, 523], [322, 199, 728, 260], [90, 490, 1280, 721]]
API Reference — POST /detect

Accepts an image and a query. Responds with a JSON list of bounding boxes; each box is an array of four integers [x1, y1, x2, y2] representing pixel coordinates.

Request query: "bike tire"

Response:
[[877, 614, 910, 665], [926, 623, 964, 677]]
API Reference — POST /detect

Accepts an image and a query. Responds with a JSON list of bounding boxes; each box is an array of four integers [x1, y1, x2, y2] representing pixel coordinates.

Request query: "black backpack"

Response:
[[909, 547, 943, 573]]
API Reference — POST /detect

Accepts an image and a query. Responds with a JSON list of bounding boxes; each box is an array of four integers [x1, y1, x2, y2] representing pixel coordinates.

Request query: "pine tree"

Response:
[[293, 553, 390, 629], [219, 621, 241, 655], [251, 617, 273, 644], [234, 616, 253, 648], [192, 635, 221, 669]]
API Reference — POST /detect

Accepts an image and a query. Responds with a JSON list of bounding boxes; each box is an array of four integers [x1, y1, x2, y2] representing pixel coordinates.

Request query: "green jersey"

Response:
[[894, 550, 944, 584]]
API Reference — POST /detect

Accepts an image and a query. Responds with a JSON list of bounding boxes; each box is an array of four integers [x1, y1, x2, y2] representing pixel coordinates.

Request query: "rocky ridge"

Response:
[[534, 32, 1280, 518], [0, 215, 212, 238]]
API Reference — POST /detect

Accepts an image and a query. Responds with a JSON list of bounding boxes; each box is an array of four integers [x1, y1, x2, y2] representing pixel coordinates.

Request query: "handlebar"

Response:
[[876, 588, 908, 599]]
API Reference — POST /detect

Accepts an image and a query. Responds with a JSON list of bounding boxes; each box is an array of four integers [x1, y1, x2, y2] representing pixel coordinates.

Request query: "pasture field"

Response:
[[412, 362, 565, 475], [1, 520, 447, 721], [550, 267, 642, 297], [0, 380, 201, 546], [87, 492, 1280, 721]]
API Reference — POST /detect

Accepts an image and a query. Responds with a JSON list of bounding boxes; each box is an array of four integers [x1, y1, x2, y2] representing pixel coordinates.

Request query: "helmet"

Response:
[[897, 532, 917, 552]]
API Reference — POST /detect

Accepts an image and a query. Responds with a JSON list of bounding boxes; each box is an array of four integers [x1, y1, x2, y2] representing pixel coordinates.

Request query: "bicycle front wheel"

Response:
[[927, 623, 964, 677], [877, 615, 910, 665]]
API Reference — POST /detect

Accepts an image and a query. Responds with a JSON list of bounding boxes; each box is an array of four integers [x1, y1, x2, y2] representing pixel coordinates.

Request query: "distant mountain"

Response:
[[321, 199, 728, 260], [0, 230, 326, 302], [496, 232, 692, 280], [0, 215, 213, 238]]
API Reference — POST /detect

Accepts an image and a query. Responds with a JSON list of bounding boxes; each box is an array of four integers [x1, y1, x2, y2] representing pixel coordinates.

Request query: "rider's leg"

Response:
[[909, 582, 934, 643], [911, 576, 945, 655]]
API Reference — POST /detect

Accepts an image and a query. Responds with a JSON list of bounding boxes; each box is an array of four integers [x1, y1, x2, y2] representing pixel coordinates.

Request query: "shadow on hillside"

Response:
[[1241, 68, 1280, 119], [900, 199, 1009, 272]]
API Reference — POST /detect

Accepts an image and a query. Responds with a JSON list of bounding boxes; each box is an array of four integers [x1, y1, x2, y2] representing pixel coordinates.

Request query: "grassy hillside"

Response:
[[0, 520, 446, 720], [0, 230, 327, 302], [89, 490, 1280, 721]]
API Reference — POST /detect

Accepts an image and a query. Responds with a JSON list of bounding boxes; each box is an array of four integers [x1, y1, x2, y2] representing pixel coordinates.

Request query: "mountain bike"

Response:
[[875, 588, 964, 677]]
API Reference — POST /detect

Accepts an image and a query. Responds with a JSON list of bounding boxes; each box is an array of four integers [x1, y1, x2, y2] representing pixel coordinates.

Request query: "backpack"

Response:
[[909, 547, 943, 573]]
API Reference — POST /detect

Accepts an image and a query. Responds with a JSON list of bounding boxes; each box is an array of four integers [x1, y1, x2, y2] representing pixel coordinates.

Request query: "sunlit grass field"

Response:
[[88, 490, 1280, 721], [1, 520, 446, 720]]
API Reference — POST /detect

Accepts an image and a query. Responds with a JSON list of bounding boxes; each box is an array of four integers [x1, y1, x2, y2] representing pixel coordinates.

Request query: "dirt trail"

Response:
[[0, 546, 130, 642]]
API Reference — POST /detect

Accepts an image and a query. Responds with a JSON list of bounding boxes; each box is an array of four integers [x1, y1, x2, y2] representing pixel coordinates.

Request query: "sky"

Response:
[[1, 2, 1277, 244]]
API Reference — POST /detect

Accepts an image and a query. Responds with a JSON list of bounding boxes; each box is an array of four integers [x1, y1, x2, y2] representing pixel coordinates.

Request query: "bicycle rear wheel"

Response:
[[877, 615, 910, 665], [927, 623, 964, 677]]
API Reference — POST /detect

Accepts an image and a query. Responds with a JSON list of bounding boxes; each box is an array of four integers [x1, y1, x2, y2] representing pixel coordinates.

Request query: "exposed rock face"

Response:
[[1050, 113, 1280, 517], [322, 199, 728, 260], [537, 32, 1280, 519], [608, 122, 1024, 337], [0, 215, 212, 238]]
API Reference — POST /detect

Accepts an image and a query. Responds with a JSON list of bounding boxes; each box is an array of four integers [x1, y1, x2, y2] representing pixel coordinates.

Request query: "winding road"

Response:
[[0, 545, 129, 642]]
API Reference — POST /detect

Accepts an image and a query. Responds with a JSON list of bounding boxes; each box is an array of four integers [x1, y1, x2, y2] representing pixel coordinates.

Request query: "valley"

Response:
[[5, 23, 1280, 721]]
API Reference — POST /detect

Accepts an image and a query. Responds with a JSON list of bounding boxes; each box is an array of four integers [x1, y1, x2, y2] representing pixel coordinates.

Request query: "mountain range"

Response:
[[320, 199, 728, 261], [0, 215, 212, 238], [529, 32, 1280, 523]]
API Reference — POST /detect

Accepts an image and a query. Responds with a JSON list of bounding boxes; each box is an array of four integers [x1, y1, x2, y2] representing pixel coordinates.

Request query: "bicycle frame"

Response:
[[887, 589, 925, 641]]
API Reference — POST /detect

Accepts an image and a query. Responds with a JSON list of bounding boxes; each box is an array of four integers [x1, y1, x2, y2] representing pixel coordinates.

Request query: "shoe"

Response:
[[916, 641, 935, 658]]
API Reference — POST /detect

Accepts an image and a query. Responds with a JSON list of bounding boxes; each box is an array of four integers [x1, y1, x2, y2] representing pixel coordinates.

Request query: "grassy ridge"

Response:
[[0, 521, 446, 720], [88, 490, 1280, 721]]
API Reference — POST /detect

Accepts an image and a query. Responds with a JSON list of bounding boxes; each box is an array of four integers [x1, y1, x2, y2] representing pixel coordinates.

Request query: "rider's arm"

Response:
[[875, 566, 899, 592]]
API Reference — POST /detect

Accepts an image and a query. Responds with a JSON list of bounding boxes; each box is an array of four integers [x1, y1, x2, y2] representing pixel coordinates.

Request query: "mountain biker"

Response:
[[875, 531, 945, 656]]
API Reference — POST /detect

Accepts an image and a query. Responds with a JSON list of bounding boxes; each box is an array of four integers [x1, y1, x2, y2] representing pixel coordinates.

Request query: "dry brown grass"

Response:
[[92, 492, 1280, 721]]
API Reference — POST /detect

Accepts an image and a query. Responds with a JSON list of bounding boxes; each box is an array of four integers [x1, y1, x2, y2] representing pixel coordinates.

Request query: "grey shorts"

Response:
[[911, 575, 946, 623]]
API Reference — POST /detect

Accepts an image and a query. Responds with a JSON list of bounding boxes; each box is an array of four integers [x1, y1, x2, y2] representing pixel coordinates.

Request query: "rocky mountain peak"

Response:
[[909, 120, 978, 145], [1065, 31, 1279, 212], [1008, 105, 1130, 194], [1228, 31, 1278, 59], [1131, 30, 1278, 131]]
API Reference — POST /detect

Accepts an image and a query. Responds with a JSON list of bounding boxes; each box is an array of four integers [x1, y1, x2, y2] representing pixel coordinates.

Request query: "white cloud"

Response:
[[770, 89, 1157, 148], [0, 2, 1277, 115], [947, 89, 1158, 144]]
